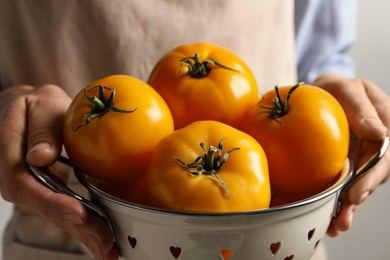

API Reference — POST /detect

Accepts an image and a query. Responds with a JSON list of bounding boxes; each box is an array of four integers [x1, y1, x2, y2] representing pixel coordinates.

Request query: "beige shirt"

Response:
[[0, 1, 325, 260], [0, 0, 296, 95]]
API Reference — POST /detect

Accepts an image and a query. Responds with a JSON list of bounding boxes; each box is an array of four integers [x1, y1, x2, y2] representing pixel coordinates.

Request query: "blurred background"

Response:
[[325, 0, 390, 259], [0, 0, 389, 259]]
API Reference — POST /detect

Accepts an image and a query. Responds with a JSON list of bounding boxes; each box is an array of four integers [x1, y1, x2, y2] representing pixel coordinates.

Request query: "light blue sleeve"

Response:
[[295, 0, 357, 83]]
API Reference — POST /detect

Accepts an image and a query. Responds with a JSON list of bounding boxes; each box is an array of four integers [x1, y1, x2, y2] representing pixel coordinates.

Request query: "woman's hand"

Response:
[[0, 84, 118, 260], [313, 73, 390, 237]]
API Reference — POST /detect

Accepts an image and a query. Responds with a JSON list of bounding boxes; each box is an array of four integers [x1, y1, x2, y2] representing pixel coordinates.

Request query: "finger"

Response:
[[327, 203, 356, 237], [0, 87, 36, 200], [361, 79, 390, 128], [42, 192, 117, 259], [7, 165, 87, 224], [346, 149, 390, 205], [0, 86, 116, 258], [9, 170, 117, 259], [25, 84, 71, 167], [323, 79, 387, 141], [326, 221, 340, 237], [72, 214, 118, 260]]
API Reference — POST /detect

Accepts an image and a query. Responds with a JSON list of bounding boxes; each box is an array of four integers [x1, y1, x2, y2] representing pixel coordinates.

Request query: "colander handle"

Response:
[[342, 134, 389, 191], [28, 158, 119, 246]]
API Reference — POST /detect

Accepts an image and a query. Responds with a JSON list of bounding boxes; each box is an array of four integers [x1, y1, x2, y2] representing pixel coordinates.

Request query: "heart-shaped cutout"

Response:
[[284, 255, 294, 260], [270, 241, 281, 255], [314, 239, 321, 249], [127, 236, 137, 249], [220, 248, 234, 260], [307, 228, 315, 241], [170, 246, 182, 259]]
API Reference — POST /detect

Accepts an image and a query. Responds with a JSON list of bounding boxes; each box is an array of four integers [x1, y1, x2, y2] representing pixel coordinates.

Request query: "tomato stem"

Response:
[[174, 139, 240, 200], [180, 53, 237, 78], [205, 146, 218, 172], [261, 82, 303, 123], [73, 85, 137, 130]]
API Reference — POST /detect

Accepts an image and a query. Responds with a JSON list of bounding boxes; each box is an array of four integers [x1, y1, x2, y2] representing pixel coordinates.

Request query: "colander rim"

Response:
[[76, 159, 352, 217]]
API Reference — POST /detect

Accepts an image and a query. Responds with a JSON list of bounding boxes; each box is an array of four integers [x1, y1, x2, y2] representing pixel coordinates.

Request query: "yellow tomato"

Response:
[[241, 84, 349, 194], [63, 75, 174, 182], [148, 42, 259, 129], [145, 120, 271, 212]]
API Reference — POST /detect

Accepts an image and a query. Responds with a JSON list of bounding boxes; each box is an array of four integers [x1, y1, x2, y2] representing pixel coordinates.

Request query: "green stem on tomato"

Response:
[[261, 82, 304, 123], [73, 85, 137, 131], [180, 53, 238, 78], [174, 139, 240, 200]]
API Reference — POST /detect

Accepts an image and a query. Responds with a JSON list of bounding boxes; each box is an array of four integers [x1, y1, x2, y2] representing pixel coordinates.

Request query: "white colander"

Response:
[[29, 136, 388, 260]]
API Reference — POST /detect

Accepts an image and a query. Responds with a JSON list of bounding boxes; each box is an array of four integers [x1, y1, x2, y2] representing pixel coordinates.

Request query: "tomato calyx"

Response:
[[174, 139, 240, 199], [180, 53, 237, 78], [261, 82, 303, 124], [73, 85, 137, 130]]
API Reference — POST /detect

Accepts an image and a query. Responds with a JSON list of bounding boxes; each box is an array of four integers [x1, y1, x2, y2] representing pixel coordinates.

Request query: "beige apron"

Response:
[[1, 0, 326, 259]]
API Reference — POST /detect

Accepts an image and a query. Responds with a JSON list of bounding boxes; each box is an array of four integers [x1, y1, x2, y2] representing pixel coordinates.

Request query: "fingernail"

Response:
[[343, 206, 356, 231], [63, 213, 83, 225], [28, 142, 51, 153], [363, 117, 377, 126], [348, 205, 356, 220], [87, 235, 104, 260], [363, 117, 387, 135], [358, 191, 370, 204]]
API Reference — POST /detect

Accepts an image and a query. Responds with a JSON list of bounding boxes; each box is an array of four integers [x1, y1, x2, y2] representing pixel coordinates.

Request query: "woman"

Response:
[[0, 0, 389, 259]]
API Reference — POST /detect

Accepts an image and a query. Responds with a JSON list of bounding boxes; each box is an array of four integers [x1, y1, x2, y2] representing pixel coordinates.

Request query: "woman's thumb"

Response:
[[26, 85, 70, 167]]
